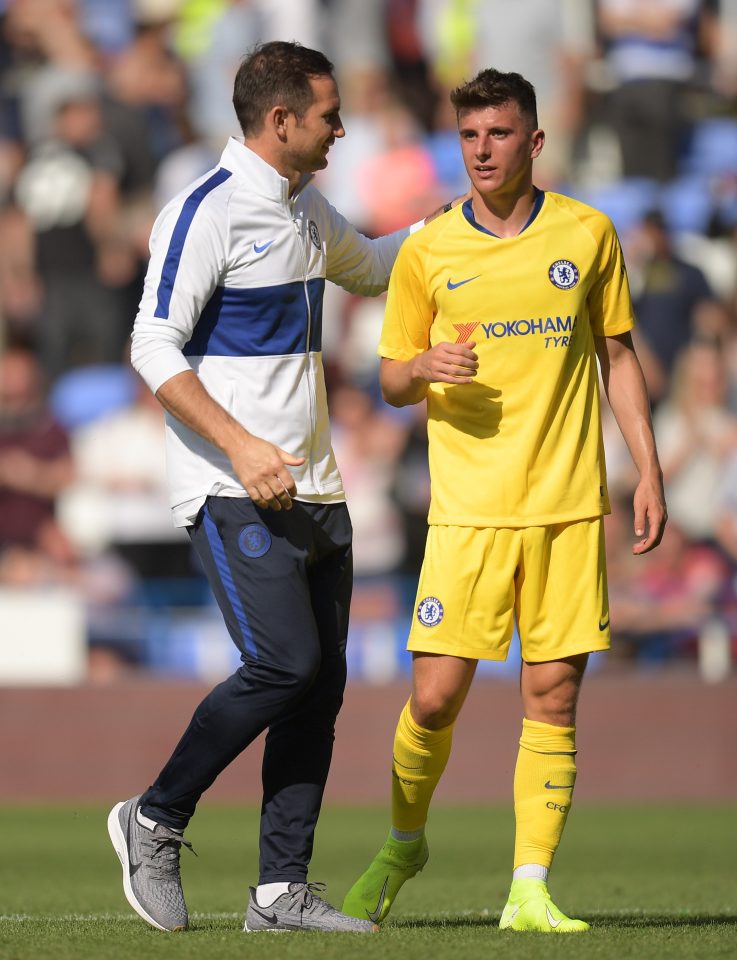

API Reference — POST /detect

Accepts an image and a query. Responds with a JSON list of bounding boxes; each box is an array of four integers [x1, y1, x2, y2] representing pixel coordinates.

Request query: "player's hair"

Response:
[[450, 69, 538, 129], [233, 40, 335, 137]]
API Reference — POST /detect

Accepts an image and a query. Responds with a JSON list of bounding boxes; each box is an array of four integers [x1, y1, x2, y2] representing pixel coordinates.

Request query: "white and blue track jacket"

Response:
[[131, 138, 410, 527]]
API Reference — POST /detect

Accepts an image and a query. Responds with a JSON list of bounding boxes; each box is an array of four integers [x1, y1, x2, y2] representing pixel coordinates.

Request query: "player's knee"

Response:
[[411, 691, 462, 730], [241, 647, 322, 695], [525, 687, 578, 726]]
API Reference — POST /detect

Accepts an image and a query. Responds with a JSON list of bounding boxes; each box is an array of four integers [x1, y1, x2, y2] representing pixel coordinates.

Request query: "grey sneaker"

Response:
[[107, 795, 193, 931], [244, 882, 378, 933]]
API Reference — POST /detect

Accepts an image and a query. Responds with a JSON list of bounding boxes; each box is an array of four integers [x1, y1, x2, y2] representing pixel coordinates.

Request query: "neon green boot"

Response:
[[499, 878, 589, 933], [342, 834, 429, 924]]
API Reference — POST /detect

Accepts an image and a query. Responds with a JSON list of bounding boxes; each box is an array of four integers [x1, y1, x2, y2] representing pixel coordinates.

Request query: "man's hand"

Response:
[[411, 341, 479, 385], [155, 371, 305, 511], [228, 435, 305, 511], [423, 191, 472, 225], [632, 473, 667, 555]]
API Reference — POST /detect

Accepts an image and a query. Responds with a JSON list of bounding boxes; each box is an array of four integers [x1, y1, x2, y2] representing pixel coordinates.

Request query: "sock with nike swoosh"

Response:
[[512, 718, 577, 870]]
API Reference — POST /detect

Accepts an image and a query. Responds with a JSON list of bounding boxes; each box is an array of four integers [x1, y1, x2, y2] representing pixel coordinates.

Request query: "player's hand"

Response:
[[230, 435, 305, 511], [631, 473, 667, 555], [423, 191, 472, 224], [411, 342, 479, 384]]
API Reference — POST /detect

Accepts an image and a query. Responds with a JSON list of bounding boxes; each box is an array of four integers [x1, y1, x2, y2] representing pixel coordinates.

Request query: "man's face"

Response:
[[287, 74, 345, 175], [458, 101, 543, 199]]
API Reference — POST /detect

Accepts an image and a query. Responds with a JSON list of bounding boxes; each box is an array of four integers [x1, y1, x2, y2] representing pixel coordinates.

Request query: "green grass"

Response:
[[1, 805, 735, 959]]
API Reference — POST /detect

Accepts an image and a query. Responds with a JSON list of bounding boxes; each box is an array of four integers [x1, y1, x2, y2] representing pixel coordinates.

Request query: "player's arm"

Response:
[[154, 372, 303, 511], [321, 190, 468, 296], [380, 344, 479, 407], [131, 196, 304, 512], [378, 234, 478, 407], [595, 331, 667, 555]]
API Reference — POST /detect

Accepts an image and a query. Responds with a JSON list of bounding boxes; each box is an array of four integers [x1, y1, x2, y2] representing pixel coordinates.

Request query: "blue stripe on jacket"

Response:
[[155, 167, 232, 319], [183, 278, 325, 357]]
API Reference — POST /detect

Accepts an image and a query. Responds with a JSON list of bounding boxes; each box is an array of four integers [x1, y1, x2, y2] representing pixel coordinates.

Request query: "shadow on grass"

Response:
[[389, 914, 737, 931]]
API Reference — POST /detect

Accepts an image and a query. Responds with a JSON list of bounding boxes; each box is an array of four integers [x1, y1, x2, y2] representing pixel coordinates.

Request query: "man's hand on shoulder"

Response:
[[423, 192, 471, 225]]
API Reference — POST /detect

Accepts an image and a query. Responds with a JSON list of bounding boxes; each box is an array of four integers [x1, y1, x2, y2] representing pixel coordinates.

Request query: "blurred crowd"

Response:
[[2, 0, 737, 681]]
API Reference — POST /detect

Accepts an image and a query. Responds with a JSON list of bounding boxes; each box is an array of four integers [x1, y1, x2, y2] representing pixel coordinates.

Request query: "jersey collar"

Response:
[[462, 187, 545, 237]]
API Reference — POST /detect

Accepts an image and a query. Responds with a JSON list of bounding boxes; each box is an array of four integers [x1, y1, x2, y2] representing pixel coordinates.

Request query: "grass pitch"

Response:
[[0, 804, 735, 959]]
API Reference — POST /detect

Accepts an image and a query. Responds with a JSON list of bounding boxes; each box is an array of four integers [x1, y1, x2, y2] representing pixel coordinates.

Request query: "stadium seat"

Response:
[[660, 175, 714, 235], [680, 118, 737, 178], [574, 177, 660, 235], [49, 363, 137, 430]]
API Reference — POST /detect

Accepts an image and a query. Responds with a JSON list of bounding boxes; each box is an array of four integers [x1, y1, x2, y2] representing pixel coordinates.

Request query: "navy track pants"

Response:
[[139, 496, 352, 883]]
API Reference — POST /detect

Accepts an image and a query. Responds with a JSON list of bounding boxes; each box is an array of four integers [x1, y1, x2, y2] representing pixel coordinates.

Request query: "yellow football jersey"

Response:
[[379, 191, 635, 527]]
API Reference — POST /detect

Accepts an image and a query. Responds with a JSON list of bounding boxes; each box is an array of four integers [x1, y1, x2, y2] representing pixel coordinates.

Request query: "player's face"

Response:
[[458, 101, 544, 199], [289, 75, 345, 174]]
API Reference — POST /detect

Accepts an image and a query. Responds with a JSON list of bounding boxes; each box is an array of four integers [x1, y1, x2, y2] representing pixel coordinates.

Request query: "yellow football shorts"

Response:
[[408, 518, 610, 662]]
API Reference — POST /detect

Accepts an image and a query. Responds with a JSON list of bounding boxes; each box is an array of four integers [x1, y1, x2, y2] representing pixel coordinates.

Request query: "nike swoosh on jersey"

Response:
[[446, 275, 480, 290], [253, 239, 275, 254], [366, 876, 390, 923], [599, 617, 610, 631]]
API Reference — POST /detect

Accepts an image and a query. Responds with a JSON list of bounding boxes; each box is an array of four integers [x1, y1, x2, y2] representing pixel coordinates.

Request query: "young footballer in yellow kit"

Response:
[[342, 68, 667, 933]]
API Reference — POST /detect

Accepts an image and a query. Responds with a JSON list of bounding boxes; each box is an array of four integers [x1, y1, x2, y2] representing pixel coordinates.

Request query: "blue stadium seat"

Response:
[[660, 176, 714, 235], [574, 178, 660, 235], [680, 118, 737, 178], [49, 364, 137, 430]]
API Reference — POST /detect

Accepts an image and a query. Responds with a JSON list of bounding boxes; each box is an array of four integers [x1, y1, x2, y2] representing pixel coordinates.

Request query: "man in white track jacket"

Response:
[[107, 40, 450, 935]]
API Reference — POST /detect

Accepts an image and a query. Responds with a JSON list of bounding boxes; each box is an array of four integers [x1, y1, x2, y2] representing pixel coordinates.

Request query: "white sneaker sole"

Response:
[[107, 801, 183, 932]]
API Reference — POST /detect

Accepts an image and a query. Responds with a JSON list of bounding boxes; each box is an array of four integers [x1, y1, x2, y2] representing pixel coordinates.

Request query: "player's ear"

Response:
[[268, 105, 290, 143], [530, 128, 545, 159]]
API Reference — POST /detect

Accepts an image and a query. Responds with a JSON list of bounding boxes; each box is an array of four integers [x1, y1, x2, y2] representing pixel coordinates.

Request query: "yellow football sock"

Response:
[[513, 717, 577, 869], [391, 700, 454, 833]]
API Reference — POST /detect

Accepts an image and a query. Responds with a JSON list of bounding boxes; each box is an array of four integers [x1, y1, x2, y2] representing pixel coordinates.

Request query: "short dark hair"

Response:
[[233, 41, 335, 137], [450, 69, 538, 129]]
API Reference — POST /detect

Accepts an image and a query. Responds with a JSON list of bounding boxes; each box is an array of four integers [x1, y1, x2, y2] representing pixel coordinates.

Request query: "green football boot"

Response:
[[499, 878, 589, 933], [342, 833, 429, 924]]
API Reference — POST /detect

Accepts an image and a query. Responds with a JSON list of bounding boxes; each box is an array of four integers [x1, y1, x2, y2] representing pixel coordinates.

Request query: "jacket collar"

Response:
[[220, 137, 313, 205]]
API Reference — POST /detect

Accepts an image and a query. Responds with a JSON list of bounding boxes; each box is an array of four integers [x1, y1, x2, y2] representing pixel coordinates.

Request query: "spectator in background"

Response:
[[417, 0, 595, 187], [608, 519, 730, 663], [0, 342, 139, 677], [654, 336, 737, 544], [389, 401, 431, 577], [106, 0, 189, 162], [14, 69, 132, 377], [714, 439, 737, 564], [58, 358, 190, 576], [626, 210, 716, 404], [0, 343, 75, 581], [181, 0, 264, 148], [330, 381, 406, 577], [597, 0, 716, 181], [316, 64, 436, 233]]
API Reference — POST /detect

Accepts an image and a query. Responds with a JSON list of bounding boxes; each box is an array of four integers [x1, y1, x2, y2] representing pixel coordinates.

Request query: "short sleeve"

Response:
[[587, 218, 635, 338], [378, 238, 434, 360]]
